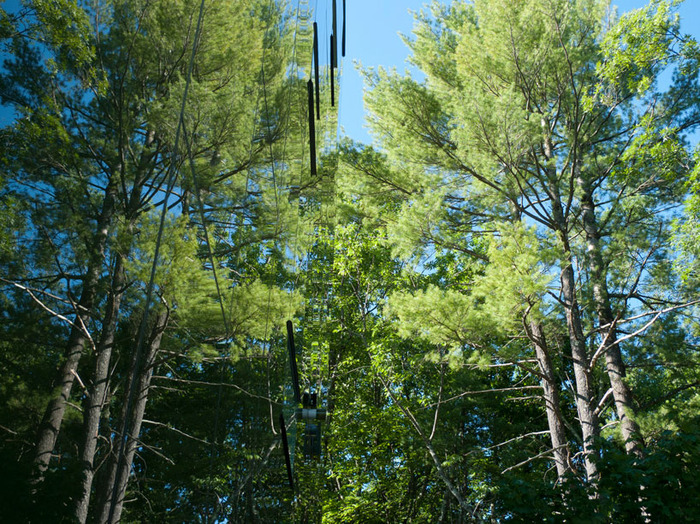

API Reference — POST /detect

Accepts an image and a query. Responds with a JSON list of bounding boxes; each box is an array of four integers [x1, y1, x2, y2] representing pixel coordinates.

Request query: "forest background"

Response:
[[1, 0, 700, 522]]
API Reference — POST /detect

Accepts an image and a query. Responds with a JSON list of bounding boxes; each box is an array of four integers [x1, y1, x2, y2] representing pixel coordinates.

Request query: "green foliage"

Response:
[[474, 222, 558, 329], [596, 0, 681, 99], [0, 0, 305, 521], [673, 148, 700, 287], [30, 0, 95, 68], [1, 0, 700, 521], [0, 173, 21, 262], [389, 285, 477, 353], [357, 0, 700, 518]]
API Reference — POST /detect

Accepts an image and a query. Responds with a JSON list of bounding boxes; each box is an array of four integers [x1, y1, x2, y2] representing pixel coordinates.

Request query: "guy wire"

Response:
[[287, 0, 313, 322], [218, 2, 308, 516], [182, 121, 232, 340], [258, 0, 309, 361], [181, 118, 232, 523], [106, 0, 208, 521]]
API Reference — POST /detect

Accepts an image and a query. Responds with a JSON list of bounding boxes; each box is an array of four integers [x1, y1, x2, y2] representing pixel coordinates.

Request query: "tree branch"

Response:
[[151, 375, 281, 405]]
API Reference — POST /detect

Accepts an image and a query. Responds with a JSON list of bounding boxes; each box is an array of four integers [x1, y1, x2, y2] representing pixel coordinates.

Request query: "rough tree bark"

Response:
[[74, 137, 154, 521], [94, 309, 169, 524], [75, 253, 126, 523], [579, 176, 644, 458], [32, 178, 118, 480], [528, 321, 571, 481], [543, 124, 599, 482], [559, 260, 599, 482]]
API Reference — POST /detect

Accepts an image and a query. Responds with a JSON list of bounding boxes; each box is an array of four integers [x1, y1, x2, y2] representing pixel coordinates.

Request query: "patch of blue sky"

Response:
[[340, 0, 700, 145]]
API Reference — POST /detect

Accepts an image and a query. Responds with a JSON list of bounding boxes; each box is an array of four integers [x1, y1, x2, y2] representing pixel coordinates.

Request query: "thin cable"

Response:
[[181, 120, 232, 524], [220, 1, 308, 516], [182, 122, 231, 337], [257, 0, 307, 449], [287, 0, 310, 321], [106, 0, 207, 522], [259, 0, 307, 353]]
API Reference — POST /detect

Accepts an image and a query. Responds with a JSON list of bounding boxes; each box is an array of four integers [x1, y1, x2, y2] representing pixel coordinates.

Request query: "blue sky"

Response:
[[1, 0, 698, 140], [340, 0, 700, 143]]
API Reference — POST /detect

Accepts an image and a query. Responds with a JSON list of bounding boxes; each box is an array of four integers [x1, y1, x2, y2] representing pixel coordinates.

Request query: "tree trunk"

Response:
[[560, 256, 599, 482], [528, 321, 571, 481], [75, 253, 126, 523], [543, 150, 599, 482], [32, 179, 118, 480], [94, 309, 169, 524], [578, 176, 644, 457]]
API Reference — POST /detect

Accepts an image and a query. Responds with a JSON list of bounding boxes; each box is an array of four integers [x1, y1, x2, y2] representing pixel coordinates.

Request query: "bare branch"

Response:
[[136, 441, 175, 465], [591, 299, 700, 337], [430, 361, 446, 441], [152, 375, 281, 405], [501, 445, 567, 474], [589, 299, 700, 369], [594, 387, 614, 417], [425, 386, 542, 408], [142, 419, 211, 446], [484, 430, 550, 452], [375, 372, 473, 514], [1, 278, 95, 350], [71, 369, 88, 395], [639, 381, 700, 410]]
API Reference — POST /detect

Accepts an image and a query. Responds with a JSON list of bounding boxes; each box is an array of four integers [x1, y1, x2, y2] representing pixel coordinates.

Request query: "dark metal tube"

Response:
[[279, 413, 294, 490], [307, 81, 317, 175], [286, 320, 301, 404], [313, 21, 320, 118], [330, 35, 335, 107], [332, 0, 338, 67]]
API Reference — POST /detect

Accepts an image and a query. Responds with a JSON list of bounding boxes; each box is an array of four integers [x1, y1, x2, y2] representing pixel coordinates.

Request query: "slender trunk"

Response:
[[529, 322, 570, 481], [32, 179, 118, 479], [560, 254, 599, 481], [94, 309, 168, 524], [542, 137, 599, 481], [602, 326, 643, 456], [579, 177, 643, 457], [74, 253, 126, 523], [544, 185, 597, 480], [92, 416, 120, 524], [75, 155, 148, 521]]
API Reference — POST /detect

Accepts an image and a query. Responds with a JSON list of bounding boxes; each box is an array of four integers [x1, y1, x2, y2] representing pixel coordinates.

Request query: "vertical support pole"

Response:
[[330, 35, 335, 107], [279, 413, 294, 490], [342, 0, 346, 57], [307, 81, 317, 177], [313, 22, 320, 119], [287, 320, 301, 404], [332, 0, 338, 67]]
